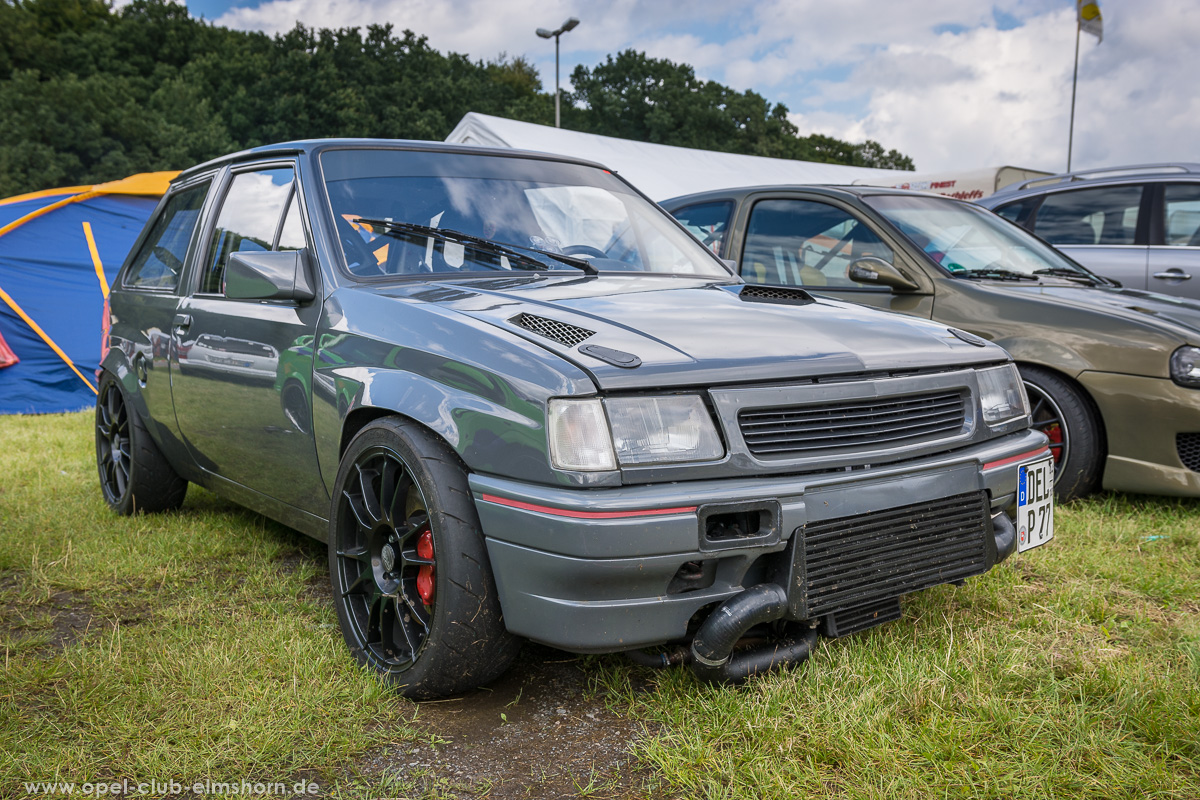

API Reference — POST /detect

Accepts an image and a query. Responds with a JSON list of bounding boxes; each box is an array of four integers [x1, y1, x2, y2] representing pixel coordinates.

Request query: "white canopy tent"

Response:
[[445, 113, 903, 201]]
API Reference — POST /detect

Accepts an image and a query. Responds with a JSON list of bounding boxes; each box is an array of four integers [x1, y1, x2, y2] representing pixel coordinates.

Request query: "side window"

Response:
[[199, 168, 295, 294], [123, 182, 209, 290], [1163, 183, 1200, 247], [669, 201, 734, 256], [740, 199, 893, 288], [1033, 185, 1143, 246], [993, 196, 1040, 229]]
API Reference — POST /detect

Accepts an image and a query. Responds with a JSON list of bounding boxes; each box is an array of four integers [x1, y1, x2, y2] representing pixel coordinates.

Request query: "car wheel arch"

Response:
[[1013, 360, 1109, 500]]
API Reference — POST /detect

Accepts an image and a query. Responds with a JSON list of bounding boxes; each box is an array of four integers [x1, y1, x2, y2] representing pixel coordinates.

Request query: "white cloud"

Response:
[[204, 0, 1200, 174]]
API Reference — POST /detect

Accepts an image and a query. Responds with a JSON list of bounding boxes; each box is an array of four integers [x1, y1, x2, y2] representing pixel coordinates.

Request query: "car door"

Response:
[[1147, 182, 1200, 299], [170, 162, 326, 513], [729, 193, 934, 317], [112, 177, 213, 442], [1025, 183, 1150, 290]]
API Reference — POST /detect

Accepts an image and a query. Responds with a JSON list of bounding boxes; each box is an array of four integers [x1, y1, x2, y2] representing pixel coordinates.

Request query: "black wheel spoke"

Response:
[[401, 547, 434, 567], [337, 546, 371, 564], [400, 590, 431, 636], [340, 567, 372, 598], [392, 596, 420, 656], [396, 511, 430, 545], [356, 463, 383, 526], [343, 488, 372, 531], [379, 457, 400, 525]]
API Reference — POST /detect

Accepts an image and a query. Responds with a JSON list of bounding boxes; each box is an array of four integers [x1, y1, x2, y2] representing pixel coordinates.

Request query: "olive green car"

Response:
[[664, 186, 1200, 500]]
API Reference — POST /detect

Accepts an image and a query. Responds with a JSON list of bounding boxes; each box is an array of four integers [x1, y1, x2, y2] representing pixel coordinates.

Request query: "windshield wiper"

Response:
[[1032, 267, 1104, 286], [957, 267, 1039, 282], [352, 218, 597, 275]]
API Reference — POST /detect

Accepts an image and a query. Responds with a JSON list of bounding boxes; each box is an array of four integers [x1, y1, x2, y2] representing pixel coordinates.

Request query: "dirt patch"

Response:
[[358, 644, 659, 799], [0, 584, 146, 652]]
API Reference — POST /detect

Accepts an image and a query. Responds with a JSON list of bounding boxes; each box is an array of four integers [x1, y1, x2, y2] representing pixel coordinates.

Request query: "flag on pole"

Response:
[[1077, 0, 1103, 43]]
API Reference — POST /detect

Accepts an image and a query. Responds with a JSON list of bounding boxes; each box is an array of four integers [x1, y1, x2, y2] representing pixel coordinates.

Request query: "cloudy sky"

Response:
[[176, 0, 1196, 175]]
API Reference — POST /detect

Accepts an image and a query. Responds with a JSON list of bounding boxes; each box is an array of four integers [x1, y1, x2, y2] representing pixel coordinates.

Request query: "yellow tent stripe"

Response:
[[83, 222, 110, 298], [0, 284, 97, 394], [0, 190, 99, 241], [0, 185, 92, 208]]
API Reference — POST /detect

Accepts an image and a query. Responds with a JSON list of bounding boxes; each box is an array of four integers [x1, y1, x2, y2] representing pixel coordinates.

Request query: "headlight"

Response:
[[1170, 345, 1200, 387], [547, 398, 616, 471], [605, 395, 725, 465], [547, 395, 725, 470], [977, 364, 1029, 426]]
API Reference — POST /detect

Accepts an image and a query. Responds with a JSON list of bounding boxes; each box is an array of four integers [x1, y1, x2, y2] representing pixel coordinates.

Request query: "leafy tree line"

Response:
[[0, 0, 913, 197]]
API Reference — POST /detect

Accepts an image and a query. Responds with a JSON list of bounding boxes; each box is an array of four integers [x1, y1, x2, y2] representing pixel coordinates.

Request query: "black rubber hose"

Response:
[[690, 584, 820, 684], [624, 646, 690, 669], [993, 511, 1017, 563]]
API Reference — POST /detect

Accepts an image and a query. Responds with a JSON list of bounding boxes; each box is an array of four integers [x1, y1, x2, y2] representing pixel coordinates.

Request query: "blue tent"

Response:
[[0, 174, 174, 414]]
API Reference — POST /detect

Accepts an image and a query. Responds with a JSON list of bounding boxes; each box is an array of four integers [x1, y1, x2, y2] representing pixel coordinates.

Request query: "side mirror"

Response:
[[847, 257, 920, 292], [722, 258, 738, 273], [224, 251, 315, 302]]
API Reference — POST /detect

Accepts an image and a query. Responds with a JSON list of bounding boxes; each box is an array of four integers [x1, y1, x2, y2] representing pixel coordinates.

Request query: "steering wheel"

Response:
[[562, 244, 609, 259]]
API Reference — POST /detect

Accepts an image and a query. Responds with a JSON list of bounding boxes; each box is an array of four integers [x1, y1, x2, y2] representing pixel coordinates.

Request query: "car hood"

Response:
[[971, 280, 1200, 340], [377, 275, 1007, 389]]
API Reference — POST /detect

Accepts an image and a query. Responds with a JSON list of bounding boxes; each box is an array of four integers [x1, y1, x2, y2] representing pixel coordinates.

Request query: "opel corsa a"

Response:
[[97, 141, 1052, 697]]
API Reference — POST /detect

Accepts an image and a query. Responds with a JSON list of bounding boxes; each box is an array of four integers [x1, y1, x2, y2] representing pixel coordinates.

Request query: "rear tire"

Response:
[[95, 372, 188, 514], [1018, 365, 1102, 502], [328, 417, 519, 699]]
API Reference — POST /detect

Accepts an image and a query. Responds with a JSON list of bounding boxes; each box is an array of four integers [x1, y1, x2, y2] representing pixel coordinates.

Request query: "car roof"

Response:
[[173, 138, 615, 184], [984, 162, 1200, 205], [660, 184, 966, 208]]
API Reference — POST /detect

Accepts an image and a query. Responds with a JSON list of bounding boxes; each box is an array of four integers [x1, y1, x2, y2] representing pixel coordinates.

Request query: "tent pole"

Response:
[[1067, 20, 1080, 172]]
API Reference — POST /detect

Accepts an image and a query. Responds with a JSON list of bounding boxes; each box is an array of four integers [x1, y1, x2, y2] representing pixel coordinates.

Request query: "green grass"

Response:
[[0, 412, 418, 794], [3, 411, 1199, 798]]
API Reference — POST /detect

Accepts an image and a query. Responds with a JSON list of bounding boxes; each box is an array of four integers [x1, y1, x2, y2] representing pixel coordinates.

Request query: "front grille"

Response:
[[799, 491, 990, 618], [739, 391, 966, 457], [1178, 433, 1200, 471], [510, 313, 594, 347]]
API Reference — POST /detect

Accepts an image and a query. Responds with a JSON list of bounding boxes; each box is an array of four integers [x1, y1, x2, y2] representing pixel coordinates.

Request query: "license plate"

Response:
[[1017, 457, 1054, 552]]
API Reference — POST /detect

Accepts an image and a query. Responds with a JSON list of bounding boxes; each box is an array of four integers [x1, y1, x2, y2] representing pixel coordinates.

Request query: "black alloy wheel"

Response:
[[328, 418, 519, 698], [96, 378, 132, 506], [95, 372, 188, 515], [333, 446, 436, 670]]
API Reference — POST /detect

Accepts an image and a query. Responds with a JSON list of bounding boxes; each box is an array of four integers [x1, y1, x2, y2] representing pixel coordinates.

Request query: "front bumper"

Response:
[[1078, 371, 1200, 496], [470, 429, 1048, 652]]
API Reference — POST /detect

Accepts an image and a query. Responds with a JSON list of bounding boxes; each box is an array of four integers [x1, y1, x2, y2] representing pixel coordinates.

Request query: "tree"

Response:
[[0, 1, 913, 195]]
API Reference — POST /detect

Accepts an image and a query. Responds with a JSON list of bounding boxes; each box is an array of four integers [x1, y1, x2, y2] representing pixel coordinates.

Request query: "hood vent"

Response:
[[739, 285, 815, 305], [510, 313, 595, 347]]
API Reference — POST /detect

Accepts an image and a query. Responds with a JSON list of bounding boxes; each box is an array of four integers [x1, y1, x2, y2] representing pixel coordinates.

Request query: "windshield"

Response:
[[320, 149, 730, 279], [862, 194, 1100, 281]]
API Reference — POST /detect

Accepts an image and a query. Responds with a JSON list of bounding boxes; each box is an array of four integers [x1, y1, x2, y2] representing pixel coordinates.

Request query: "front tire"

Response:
[[328, 418, 519, 699], [1019, 365, 1103, 502], [95, 372, 188, 515]]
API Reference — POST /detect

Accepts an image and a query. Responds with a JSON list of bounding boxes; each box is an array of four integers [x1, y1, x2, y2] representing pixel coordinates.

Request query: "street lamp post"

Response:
[[536, 17, 579, 128]]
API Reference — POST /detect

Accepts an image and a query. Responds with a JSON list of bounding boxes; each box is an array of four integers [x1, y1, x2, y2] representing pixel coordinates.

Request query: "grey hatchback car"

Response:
[[97, 141, 1049, 698], [980, 163, 1200, 300]]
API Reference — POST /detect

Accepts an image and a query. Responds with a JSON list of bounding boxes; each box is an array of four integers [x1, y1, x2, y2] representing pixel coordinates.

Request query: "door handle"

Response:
[[1153, 270, 1192, 281], [172, 313, 192, 334]]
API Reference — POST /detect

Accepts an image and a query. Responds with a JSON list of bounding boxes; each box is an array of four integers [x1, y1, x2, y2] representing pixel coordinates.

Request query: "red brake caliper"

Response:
[[415, 527, 435, 605], [1046, 423, 1064, 464]]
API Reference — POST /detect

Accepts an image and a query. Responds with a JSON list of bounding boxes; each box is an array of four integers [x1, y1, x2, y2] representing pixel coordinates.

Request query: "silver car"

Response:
[[980, 163, 1200, 300]]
